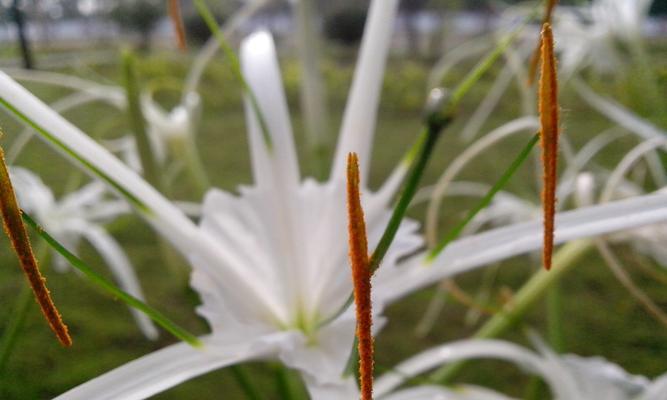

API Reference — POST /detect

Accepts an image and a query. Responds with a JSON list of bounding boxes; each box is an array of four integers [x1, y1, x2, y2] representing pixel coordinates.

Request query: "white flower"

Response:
[[373, 338, 667, 400], [552, 0, 654, 75], [141, 89, 201, 165], [9, 167, 157, 340]]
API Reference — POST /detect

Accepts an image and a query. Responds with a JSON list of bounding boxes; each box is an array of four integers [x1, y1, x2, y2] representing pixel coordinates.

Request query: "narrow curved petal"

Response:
[[301, 374, 359, 400], [55, 338, 260, 400], [68, 221, 158, 340], [240, 30, 300, 189], [374, 339, 578, 398], [379, 192, 667, 303], [572, 78, 666, 142], [381, 385, 516, 400], [331, 0, 400, 182]]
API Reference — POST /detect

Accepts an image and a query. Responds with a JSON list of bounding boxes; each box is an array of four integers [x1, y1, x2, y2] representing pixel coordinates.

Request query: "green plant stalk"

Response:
[[442, 17, 531, 116], [0, 243, 52, 371], [229, 365, 263, 400], [294, 0, 329, 179], [0, 283, 32, 372], [121, 49, 163, 191], [546, 282, 564, 352], [369, 122, 446, 274], [21, 212, 202, 348], [274, 364, 303, 400], [431, 239, 593, 383], [193, 0, 273, 151], [427, 134, 539, 262], [168, 135, 209, 197]]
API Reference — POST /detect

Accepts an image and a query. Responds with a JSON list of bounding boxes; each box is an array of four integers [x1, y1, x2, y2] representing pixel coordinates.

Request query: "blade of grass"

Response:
[[426, 134, 539, 262], [21, 211, 202, 348], [0, 143, 71, 347], [121, 49, 163, 191], [0, 284, 33, 370], [193, 0, 273, 150]]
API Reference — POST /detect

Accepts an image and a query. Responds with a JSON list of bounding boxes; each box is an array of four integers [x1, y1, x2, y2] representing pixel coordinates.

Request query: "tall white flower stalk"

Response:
[[1, 1, 667, 398]]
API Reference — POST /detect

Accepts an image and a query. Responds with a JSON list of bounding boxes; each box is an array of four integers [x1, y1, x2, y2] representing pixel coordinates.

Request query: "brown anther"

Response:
[[168, 0, 187, 51], [0, 144, 71, 346], [528, 0, 558, 86], [346, 152, 373, 400], [538, 23, 559, 271]]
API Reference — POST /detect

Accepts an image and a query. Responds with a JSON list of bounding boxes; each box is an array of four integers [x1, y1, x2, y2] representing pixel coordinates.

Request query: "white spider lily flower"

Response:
[[1, 3, 667, 399], [552, 0, 654, 75], [9, 167, 157, 340], [141, 90, 201, 164]]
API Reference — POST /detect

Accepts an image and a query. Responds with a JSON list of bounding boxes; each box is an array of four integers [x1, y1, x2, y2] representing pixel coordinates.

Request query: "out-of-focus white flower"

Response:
[[9, 167, 157, 340], [552, 0, 654, 75], [373, 338, 667, 400], [141, 89, 201, 164]]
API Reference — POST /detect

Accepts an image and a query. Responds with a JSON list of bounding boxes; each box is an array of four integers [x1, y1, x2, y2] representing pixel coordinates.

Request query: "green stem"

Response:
[[546, 282, 564, 352], [169, 135, 209, 197], [21, 212, 202, 348], [121, 49, 163, 191], [431, 240, 593, 383], [427, 134, 539, 262], [0, 244, 50, 371], [193, 0, 273, 150], [229, 365, 263, 400]]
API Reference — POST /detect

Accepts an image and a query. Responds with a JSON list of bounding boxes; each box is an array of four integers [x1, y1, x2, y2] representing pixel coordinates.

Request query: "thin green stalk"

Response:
[[441, 16, 532, 116], [426, 134, 539, 262], [168, 135, 209, 197], [294, 0, 329, 179], [431, 240, 593, 383], [229, 365, 263, 400], [121, 49, 163, 191], [21, 212, 202, 348], [0, 282, 33, 371], [546, 282, 564, 352], [0, 244, 51, 371], [274, 364, 302, 400], [193, 0, 273, 150]]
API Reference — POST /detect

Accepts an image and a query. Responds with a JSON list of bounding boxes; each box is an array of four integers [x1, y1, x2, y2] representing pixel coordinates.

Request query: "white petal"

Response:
[[374, 339, 578, 398], [639, 373, 667, 400], [55, 337, 270, 400], [572, 78, 666, 142], [240, 30, 300, 189], [379, 192, 667, 303], [382, 385, 516, 400], [69, 221, 158, 340], [301, 375, 358, 400], [331, 0, 400, 181]]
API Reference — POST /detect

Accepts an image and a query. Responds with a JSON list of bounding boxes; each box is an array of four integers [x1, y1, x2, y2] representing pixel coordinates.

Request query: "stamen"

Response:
[[528, 0, 558, 86], [346, 152, 373, 400], [538, 23, 559, 271], [0, 144, 71, 347], [168, 0, 187, 51]]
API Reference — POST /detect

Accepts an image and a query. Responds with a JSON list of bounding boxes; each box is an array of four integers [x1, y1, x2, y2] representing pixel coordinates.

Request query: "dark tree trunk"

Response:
[[10, 0, 34, 69]]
